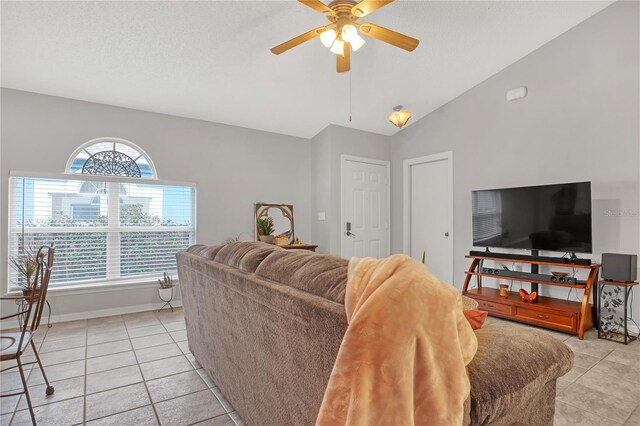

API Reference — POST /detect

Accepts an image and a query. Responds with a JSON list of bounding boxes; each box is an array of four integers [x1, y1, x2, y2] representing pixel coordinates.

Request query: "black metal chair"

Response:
[[1, 245, 55, 425]]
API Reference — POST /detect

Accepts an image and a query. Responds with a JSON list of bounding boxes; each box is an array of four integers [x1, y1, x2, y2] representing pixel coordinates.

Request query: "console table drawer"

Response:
[[516, 307, 575, 331], [477, 300, 513, 315]]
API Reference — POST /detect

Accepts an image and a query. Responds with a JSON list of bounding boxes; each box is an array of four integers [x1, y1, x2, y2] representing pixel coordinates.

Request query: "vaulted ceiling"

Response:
[[1, 1, 612, 138]]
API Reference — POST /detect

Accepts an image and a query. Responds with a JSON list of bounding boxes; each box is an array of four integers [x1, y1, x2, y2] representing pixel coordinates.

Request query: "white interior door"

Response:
[[404, 153, 453, 283], [342, 157, 389, 259]]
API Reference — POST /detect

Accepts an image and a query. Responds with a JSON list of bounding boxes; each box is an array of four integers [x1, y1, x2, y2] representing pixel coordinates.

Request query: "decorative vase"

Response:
[[21, 287, 40, 301], [158, 287, 173, 300], [259, 235, 275, 244], [158, 287, 175, 312], [499, 284, 509, 298]]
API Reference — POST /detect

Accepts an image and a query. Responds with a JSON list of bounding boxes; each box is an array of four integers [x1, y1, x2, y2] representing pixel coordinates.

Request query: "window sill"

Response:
[[4, 277, 180, 298]]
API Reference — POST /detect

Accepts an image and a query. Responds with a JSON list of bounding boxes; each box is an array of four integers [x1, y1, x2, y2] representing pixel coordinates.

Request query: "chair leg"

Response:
[[16, 356, 37, 425], [29, 340, 54, 396]]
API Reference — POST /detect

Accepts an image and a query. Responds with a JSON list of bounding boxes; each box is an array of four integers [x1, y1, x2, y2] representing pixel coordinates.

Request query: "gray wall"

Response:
[[0, 88, 311, 322], [310, 125, 391, 254], [1, 1, 637, 325], [310, 127, 332, 253], [390, 1, 639, 318]]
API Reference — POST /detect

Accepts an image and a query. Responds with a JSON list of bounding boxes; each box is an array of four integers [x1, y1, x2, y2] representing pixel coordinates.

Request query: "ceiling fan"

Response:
[[270, 0, 419, 73]]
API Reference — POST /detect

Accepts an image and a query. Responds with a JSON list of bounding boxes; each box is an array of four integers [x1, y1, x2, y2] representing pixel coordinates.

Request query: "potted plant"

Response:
[[257, 217, 275, 244], [9, 249, 39, 296], [158, 272, 175, 312]]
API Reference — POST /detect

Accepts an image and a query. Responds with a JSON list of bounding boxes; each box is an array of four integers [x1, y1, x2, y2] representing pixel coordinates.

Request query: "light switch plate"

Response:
[[317, 212, 326, 221]]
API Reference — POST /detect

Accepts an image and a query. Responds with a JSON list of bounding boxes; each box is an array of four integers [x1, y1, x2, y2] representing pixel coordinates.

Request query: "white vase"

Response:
[[158, 287, 173, 301]]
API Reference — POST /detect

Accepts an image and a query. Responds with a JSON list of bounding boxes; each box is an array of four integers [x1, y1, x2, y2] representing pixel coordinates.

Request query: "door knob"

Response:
[[444, 232, 449, 237], [346, 222, 356, 237]]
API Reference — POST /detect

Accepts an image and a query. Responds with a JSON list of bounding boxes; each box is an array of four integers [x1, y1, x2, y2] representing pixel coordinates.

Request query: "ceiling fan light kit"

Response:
[[320, 29, 337, 47], [341, 24, 366, 51], [388, 105, 412, 129], [330, 39, 345, 55], [271, 0, 419, 73]]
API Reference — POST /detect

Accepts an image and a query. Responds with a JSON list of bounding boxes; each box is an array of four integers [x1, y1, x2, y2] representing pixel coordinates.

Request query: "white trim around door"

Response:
[[403, 152, 454, 279], [340, 155, 391, 258]]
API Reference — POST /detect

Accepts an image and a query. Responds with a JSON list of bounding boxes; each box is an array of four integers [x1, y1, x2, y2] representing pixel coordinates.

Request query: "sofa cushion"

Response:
[[214, 241, 284, 273], [186, 244, 224, 260], [467, 325, 573, 425], [255, 250, 348, 304]]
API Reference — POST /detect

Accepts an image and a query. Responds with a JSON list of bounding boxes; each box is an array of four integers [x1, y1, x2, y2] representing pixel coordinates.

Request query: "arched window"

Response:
[[66, 138, 156, 178], [9, 138, 195, 290]]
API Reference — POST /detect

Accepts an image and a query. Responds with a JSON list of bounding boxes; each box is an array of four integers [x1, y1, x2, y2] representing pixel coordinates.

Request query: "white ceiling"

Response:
[[1, 1, 612, 138]]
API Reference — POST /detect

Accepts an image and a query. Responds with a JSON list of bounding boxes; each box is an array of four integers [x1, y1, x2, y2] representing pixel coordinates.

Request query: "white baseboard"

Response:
[[1, 301, 183, 330]]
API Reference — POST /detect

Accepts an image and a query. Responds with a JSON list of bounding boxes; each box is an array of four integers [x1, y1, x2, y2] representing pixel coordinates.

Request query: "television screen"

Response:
[[472, 182, 592, 253]]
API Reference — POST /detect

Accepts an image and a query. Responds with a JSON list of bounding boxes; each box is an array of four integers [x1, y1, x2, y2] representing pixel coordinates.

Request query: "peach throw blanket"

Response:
[[316, 254, 477, 426]]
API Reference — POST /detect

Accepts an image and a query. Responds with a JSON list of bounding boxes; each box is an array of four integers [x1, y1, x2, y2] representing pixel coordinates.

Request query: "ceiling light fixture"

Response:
[[320, 29, 337, 48], [388, 105, 412, 129], [271, 0, 420, 73], [330, 39, 345, 56], [341, 25, 366, 51]]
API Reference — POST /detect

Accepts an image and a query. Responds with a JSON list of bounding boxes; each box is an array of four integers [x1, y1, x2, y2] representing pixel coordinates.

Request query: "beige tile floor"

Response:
[[0, 308, 244, 426], [1, 309, 638, 425], [483, 316, 640, 426]]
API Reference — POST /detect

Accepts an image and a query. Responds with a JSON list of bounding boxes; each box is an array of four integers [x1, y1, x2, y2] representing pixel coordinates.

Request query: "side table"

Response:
[[279, 244, 318, 252], [597, 279, 638, 344]]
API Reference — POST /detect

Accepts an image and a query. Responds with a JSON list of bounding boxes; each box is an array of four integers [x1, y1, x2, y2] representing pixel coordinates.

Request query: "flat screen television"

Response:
[[472, 182, 592, 253]]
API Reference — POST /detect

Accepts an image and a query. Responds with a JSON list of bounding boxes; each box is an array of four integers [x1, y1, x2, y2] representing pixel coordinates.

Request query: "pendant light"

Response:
[[388, 105, 412, 129]]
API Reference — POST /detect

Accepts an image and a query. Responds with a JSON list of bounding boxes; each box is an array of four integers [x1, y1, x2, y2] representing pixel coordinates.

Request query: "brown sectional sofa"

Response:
[[177, 242, 573, 426]]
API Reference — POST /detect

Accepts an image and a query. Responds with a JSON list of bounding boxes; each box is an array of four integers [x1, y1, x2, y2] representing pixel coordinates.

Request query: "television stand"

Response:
[[468, 250, 592, 265], [530, 249, 540, 294], [463, 254, 600, 339]]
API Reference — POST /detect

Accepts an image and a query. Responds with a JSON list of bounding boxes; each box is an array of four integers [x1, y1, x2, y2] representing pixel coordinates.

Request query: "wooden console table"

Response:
[[462, 255, 600, 340], [279, 244, 318, 252]]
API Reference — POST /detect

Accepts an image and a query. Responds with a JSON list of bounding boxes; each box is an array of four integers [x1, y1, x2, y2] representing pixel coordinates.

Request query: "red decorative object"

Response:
[[518, 288, 538, 303], [463, 309, 489, 330]]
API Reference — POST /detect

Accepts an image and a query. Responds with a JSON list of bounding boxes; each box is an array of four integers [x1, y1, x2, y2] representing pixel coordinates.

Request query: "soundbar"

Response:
[[480, 267, 586, 286], [469, 250, 591, 266]]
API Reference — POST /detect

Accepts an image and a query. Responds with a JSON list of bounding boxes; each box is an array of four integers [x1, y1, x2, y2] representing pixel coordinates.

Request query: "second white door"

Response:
[[342, 157, 389, 259], [404, 153, 453, 283]]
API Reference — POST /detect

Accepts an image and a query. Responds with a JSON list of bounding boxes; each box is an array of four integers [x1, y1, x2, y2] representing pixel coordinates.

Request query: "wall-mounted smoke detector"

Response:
[[506, 86, 528, 101]]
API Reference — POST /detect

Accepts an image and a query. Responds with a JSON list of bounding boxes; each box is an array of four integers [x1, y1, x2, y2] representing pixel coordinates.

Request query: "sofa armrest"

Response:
[[462, 295, 479, 310], [467, 324, 573, 425]]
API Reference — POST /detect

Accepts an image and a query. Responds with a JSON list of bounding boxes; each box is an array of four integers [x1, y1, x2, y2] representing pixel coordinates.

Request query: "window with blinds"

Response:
[[8, 174, 195, 289]]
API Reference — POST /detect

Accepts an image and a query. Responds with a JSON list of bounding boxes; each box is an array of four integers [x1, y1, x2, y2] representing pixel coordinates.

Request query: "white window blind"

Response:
[[8, 173, 195, 289]]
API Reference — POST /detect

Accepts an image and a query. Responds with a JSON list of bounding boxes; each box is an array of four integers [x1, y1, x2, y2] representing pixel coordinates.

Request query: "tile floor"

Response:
[[0, 308, 243, 426], [1, 309, 638, 425], [483, 316, 640, 426]]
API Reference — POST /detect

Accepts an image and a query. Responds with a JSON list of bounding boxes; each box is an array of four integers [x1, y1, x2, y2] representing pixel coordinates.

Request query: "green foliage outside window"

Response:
[[15, 204, 191, 286]]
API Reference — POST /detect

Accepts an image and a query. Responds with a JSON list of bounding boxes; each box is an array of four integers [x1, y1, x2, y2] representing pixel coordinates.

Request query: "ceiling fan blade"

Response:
[[270, 27, 327, 55], [358, 23, 419, 51], [298, 0, 334, 15], [351, 0, 394, 18], [337, 42, 351, 73]]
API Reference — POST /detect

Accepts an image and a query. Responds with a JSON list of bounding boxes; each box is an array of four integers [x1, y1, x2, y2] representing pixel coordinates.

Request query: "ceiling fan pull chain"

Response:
[[349, 71, 352, 122]]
